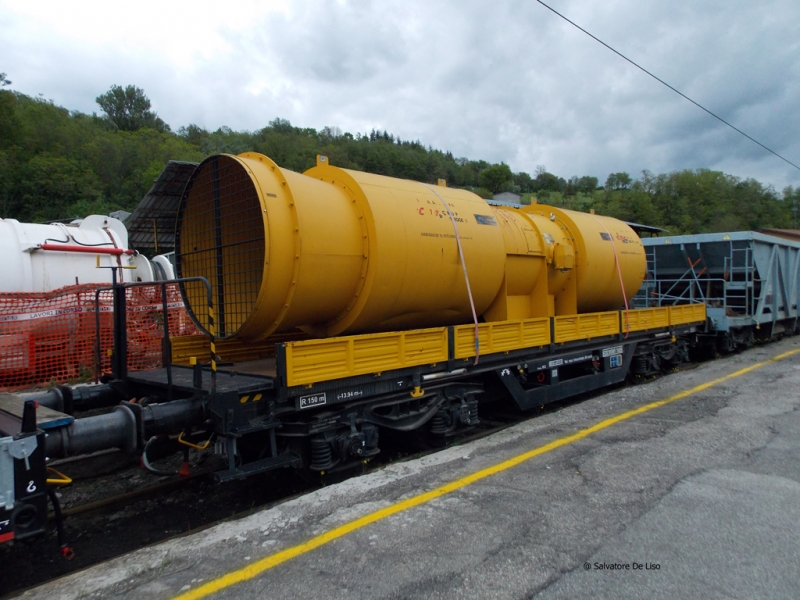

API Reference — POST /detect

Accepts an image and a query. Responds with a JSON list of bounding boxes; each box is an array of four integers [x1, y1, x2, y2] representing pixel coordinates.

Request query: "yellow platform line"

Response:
[[173, 347, 800, 600]]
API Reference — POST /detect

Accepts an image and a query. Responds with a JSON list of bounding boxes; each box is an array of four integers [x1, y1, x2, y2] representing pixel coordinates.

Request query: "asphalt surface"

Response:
[[20, 336, 800, 600]]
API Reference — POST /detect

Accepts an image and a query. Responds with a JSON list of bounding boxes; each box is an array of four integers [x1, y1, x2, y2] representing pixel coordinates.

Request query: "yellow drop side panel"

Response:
[[554, 311, 620, 343], [285, 328, 448, 387], [454, 317, 550, 359], [281, 306, 702, 387], [170, 331, 308, 365], [621, 307, 670, 333], [668, 304, 707, 326]]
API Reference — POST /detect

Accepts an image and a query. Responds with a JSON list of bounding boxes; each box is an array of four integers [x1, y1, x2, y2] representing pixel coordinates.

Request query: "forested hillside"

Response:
[[0, 83, 796, 234]]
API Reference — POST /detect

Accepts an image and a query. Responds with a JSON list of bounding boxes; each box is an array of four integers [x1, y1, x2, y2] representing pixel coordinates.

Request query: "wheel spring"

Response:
[[309, 437, 333, 471], [430, 411, 450, 434], [633, 354, 649, 374], [463, 403, 479, 426]]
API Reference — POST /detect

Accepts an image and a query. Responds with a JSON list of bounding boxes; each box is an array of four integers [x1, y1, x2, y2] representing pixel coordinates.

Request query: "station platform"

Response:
[[21, 337, 800, 600]]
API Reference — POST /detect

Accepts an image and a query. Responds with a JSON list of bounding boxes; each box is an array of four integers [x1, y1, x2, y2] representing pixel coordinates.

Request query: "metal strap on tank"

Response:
[[588, 214, 630, 337], [424, 184, 481, 365]]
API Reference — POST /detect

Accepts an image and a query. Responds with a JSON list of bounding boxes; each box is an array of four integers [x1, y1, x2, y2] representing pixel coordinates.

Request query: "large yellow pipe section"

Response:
[[176, 153, 645, 341]]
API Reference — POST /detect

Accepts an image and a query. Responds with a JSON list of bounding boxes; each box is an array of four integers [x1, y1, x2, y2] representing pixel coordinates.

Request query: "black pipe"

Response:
[[44, 406, 137, 458], [143, 398, 205, 435], [70, 385, 123, 411], [22, 385, 121, 414], [44, 398, 204, 459]]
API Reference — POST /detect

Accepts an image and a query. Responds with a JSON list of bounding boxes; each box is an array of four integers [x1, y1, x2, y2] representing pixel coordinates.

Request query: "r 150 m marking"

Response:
[[299, 393, 327, 409]]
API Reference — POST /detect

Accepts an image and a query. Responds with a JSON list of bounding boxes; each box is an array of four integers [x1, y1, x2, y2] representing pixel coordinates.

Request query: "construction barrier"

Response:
[[0, 284, 198, 391]]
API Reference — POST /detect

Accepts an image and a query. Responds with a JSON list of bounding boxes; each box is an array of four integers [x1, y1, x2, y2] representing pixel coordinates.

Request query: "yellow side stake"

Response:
[[172, 347, 800, 600]]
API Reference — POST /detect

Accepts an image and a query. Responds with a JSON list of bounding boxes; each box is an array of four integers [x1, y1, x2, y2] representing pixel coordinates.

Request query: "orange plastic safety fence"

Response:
[[0, 284, 198, 391]]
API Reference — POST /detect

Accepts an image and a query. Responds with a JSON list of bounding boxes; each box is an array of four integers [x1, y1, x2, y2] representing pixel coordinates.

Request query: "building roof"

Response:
[[642, 230, 800, 249], [758, 228, 800, 242], [624, 221, 668, 236], [125, 161, 198, 254], [492, 191, 521, 202]]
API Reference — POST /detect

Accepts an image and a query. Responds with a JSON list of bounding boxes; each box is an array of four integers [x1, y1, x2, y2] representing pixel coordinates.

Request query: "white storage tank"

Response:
[[0, 215, 156, 292]]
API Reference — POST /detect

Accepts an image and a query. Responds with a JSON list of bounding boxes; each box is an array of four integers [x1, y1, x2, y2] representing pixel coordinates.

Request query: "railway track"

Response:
[[0, 399, 527, 596]]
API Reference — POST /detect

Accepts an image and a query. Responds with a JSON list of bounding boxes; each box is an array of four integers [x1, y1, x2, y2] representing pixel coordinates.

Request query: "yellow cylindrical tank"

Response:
[[177, 153, 508, 340], [301, 160, 508, 337], [176, 153, 645, 340], [526, 206, 646, 312], [177, 153, 366, 341]]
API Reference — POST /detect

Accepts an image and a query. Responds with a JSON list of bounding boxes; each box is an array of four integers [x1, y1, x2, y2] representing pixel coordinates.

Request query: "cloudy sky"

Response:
[[2, 0, 799, 190]]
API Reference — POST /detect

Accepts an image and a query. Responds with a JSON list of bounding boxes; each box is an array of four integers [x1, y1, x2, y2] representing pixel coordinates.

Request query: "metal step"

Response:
[[214, 452, 303, 482], [0, 393, 73, 431]]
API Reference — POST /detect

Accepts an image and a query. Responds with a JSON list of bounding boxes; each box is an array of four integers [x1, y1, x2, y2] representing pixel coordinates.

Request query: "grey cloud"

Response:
[[2, 0, 799, 188], [259, 2, 410, 84]]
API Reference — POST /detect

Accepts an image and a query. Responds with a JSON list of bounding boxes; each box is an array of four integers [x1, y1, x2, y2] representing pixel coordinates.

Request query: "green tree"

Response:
[[577, 176, 598, 194], [96, 85, 170, 133], [0, 89, 19, 145], [478, 163, 513, 194], [783, 186, 799, 229], [532, 170, 561, 193], [0, 73, 11, 87], [605, 172, 632, 191], [514, 171, 534, 192], [15, 155, 103, 221]]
